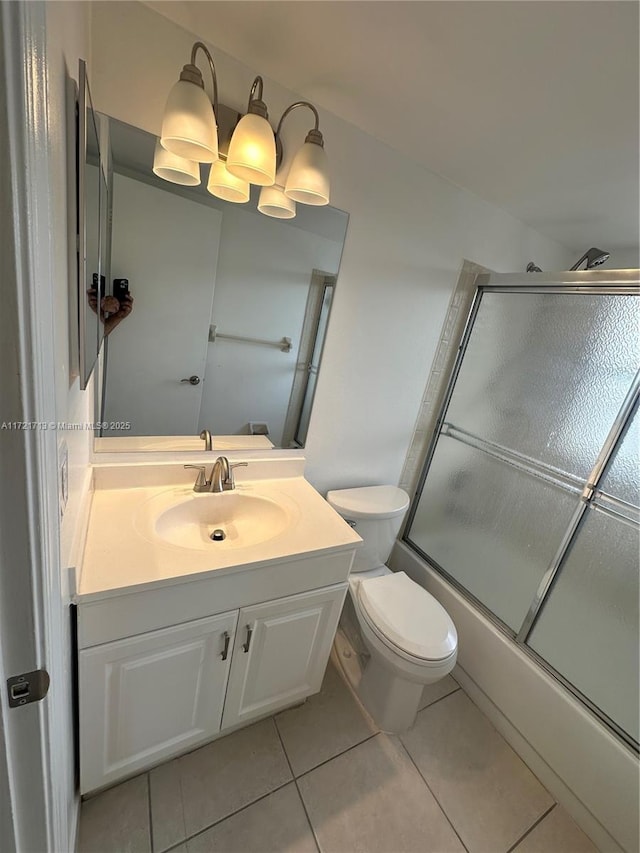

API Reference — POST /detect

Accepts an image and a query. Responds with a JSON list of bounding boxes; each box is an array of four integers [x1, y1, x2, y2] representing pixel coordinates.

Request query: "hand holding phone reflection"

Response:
[[86, 288, 134, 336]]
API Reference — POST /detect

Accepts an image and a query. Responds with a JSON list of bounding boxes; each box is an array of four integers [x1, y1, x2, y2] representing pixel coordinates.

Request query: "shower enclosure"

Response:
[[404, 270, 639, 750]]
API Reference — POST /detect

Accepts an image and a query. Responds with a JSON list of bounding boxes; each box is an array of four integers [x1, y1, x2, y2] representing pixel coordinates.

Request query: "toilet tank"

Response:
[[326, 486, 410, 573]]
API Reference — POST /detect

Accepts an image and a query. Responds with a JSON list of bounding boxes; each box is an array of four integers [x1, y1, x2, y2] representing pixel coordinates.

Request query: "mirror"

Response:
[[94, 116, 348, 451], [77, 60, 108, 389]]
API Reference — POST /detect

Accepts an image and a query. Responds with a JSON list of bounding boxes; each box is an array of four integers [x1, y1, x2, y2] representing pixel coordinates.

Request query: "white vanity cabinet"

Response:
[[78, 575, 350, 794], [221, 586, 345, 730], [79, 610, 238, 793]]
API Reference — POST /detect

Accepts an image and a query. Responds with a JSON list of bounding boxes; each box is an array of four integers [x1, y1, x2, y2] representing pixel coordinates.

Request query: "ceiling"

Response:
[[145, 1, 639, 254]]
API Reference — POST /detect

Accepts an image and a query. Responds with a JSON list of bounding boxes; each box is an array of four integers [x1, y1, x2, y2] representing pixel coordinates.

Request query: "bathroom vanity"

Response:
[[74, 458, 360, 794]]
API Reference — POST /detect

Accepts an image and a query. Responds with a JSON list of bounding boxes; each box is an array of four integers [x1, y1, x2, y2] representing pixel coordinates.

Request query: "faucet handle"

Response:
[[227, 462, 249, 489], [184, 465, 209, 491]]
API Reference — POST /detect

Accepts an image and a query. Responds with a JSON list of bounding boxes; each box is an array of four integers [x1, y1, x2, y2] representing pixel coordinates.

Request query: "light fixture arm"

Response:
[[276, 101, 324, 147], [181, 41, 218, 117], [245, 76, 270, 119], [248, 76, 264, 109]]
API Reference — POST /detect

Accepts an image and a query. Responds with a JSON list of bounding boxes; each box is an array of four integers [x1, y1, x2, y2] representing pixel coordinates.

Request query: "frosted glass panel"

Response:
[[408, 435, 578, 630], [528, 510, 639, 741], [599, 410, 639, 508], [447, 293, 639, 479]]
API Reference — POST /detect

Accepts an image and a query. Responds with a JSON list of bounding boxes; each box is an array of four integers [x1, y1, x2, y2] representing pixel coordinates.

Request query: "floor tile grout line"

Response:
[[293, 778, 322, 853], [504, 802, 557, 853], [175, 755, 188, 853], [159, 779, 294, 853], [417, 686, 460, 715], [147, 772, 154, 853], [396, 737, 470, 853], [294, 731, 380, 781], [273, 715, 322, 853], [272, 712, 298, 779]]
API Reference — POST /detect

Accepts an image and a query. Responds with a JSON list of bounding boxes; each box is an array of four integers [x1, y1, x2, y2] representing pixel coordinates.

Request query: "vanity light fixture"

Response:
[[207, 159, 250, 204], [278, 102, 330, 206], [226, 77, 276, 186], [156, 42, 331, 218], [152, 140, 201, 186], [257, 184, 296, 219], [160, 42, 219, 163]]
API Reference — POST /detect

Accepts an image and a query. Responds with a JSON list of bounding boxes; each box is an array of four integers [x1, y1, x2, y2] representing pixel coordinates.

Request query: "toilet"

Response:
[[327, 485, 458, 732]]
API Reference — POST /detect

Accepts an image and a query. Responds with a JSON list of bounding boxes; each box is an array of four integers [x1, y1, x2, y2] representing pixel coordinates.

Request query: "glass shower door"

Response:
[[527, 410, 639, 742], [405, 276, 639, 745]]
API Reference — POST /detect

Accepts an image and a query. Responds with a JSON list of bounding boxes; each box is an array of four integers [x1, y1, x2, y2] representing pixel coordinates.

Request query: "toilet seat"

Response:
[[357, 572, 457, 662]]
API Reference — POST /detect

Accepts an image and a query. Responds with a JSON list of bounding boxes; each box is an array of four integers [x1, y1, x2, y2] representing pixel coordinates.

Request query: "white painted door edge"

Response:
[[0, 2, 75, 850]]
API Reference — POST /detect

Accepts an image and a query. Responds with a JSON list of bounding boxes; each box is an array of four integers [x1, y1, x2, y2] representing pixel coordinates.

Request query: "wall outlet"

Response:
[[249, 422, 269, 436], [59, 440, 68, 522]]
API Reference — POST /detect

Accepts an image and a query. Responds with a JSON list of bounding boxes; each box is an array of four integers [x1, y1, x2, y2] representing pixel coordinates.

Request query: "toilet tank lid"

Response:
[[326, 485, 410, 520]]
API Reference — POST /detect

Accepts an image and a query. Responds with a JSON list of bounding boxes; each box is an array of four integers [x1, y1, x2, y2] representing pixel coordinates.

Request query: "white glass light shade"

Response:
[[226, 113, 276, 186], [160, 79, 218, 163], [284, 141, 330, 205], [152, 140, 200, 186], [257, 185, 296, 219], [206, 160, 250, 204]]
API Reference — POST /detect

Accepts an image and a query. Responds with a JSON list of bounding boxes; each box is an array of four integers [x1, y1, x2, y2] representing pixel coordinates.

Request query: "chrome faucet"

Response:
[[199, 429, 212, 451], [184, 456, 248, 493], [210, 456, 228, 493]]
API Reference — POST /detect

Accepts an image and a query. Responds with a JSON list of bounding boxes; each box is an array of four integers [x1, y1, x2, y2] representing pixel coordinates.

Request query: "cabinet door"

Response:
[[80, 610, 237, 793], [221, 583, 347, 730]]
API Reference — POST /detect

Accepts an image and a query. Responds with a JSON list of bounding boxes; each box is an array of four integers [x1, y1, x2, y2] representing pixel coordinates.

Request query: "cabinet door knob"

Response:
[[242, 625, 253, 653], [220, 631, 230, 661], [180, 375, 201, 385]]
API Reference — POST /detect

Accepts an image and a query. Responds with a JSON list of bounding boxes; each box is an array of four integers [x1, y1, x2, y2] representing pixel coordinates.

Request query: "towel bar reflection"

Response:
[[209, 324, 292, 353]]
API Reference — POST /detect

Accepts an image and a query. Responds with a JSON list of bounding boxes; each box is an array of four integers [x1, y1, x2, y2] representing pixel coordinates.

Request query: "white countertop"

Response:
[[94, 434, 275, 452], [76, 473, 361, 602]]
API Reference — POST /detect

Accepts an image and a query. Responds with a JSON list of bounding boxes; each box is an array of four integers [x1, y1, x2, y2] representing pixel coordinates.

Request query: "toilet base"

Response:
[[334, 628, 366, 688], [357, 654, 424, 733], [334, 629, 423, 733], [334, 572, 457, 734]]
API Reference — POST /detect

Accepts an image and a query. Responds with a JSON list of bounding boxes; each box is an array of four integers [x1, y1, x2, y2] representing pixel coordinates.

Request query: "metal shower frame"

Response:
[[402, 269, 640, 752]]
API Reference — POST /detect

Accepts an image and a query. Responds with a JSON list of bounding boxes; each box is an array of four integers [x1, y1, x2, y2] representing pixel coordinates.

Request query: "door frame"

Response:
[[1, 1, 72, 849]]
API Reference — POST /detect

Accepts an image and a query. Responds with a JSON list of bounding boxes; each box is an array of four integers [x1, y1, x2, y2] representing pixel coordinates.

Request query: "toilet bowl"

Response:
[[327, 485, 457, 732]]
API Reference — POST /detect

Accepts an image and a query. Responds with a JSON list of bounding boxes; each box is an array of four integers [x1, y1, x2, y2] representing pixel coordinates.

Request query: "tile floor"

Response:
[[78, 661, 598, 853]]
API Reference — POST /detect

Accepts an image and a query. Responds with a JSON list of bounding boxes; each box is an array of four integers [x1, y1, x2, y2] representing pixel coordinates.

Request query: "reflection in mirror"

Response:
[[78, 60, 103, 388], [295, 277, 334, 446], [94, 117, 348, 450]]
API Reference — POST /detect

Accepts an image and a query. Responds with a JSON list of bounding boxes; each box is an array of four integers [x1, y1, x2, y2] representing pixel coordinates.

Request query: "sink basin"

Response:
[[140, 491, 294, 551]]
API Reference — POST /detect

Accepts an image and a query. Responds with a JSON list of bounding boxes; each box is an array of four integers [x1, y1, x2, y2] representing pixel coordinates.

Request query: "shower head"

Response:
[[570, 247, 610, 271]]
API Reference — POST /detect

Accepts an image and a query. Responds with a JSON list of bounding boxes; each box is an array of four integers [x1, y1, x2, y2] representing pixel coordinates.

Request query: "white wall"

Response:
[[201, 206, 343, 444], [608, 246, 640, 269], [46, 1, 94, 572], [90, 1, 572, 494]]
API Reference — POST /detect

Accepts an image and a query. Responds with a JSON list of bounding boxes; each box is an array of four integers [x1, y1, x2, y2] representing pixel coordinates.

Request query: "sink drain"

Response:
[[210, 529, 226, 541]]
